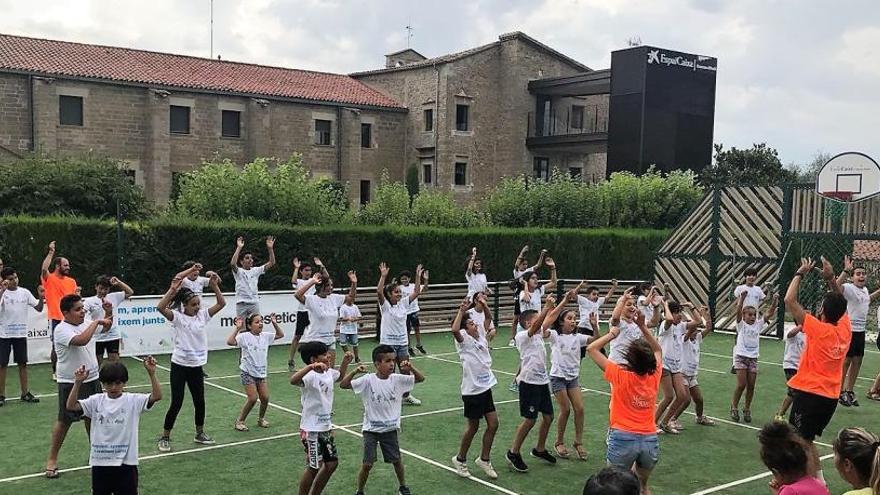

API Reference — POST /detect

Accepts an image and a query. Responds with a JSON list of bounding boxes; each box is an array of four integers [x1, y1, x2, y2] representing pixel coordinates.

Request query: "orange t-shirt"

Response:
[[41, 272, 77, 321], [604, 359, 662, 434], [788, 313, 852, 399]]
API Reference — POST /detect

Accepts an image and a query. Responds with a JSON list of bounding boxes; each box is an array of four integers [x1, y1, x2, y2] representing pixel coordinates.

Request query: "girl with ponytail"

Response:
[[834, 427, 880, 495]]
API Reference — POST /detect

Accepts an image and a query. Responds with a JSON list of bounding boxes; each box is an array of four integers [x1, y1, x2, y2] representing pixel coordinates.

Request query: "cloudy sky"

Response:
[[2, 0, 878, 165]]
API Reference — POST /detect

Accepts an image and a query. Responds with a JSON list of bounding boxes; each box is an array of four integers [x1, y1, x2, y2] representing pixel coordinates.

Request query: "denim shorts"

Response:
[[241, 371, 266, 386], [390, 345, 409, 360], [549, 376, 579, 394], [339, 333, 359, 346], [606, 428, 660, 470]]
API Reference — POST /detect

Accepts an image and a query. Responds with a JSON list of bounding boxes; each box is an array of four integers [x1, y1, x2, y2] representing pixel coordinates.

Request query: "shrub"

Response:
[[410, 189, 485, 228], [354, 172, 411, 226]]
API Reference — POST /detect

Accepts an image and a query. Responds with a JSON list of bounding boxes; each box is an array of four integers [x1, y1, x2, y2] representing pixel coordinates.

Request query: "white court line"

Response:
[[133, 357, 520, 495], [3, 381, 172, 402], [689, 453, 835, 495], [701, 351, 877, 383], [336, 398, 522, 430]]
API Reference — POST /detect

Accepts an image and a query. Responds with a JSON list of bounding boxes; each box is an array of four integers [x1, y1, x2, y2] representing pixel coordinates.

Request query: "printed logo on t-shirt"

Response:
[[630, 395, 651, 409]]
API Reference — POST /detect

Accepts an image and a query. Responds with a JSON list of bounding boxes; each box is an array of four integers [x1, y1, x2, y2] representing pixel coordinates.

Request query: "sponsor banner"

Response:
[[647, 47, 717, 72], [22, 292, 300, 364]]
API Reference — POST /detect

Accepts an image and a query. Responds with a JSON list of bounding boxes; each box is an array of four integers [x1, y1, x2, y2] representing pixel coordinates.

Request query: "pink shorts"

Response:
[[733, 355, 758, 373]]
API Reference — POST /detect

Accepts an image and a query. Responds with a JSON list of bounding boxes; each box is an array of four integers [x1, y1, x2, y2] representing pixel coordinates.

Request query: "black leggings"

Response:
[[163, 362, 206, 431]]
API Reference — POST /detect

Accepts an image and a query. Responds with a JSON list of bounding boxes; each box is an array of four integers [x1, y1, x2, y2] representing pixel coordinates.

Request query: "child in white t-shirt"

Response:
[[229, 235, 276, 317], [226, 313, 284, 431], [732, 268, 766, 370], [295, 270, 358, 365], [175, 261, 219, 296], [730, 291, 778, 423], [508, 259, 557, 393], [655, 301, 708, 434], [508, 245, 546, 346], [450, 296, 499, 479], [339, 297, 362, 363], [376, 262, 423, 406], [775, 325, 805, 421], [399, 269, 429, 356], [83, 275, 134, 364], [543, 286, 589, 460], [290, 342, 353, 495], [0, 266, 44, 404], [465, 247, 490, 301], [671, 305, 714, 427], [576, 281, 617, 358], [66, 357, 161, 494], [636, 283, 663, 329], [341, 345, 425, 495], [607, 288, 645, 366]]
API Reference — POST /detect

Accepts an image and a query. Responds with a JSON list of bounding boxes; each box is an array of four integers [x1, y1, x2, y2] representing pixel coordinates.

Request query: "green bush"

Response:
[[410, 189, 485, 228], [0, 215, 668, 294], [0, 154, 150, 219], [354, 173, 411, 226]]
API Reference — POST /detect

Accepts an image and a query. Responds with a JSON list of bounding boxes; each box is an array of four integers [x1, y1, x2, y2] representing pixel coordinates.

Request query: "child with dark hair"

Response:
[[83, 274, 134, 364], [289, 257, 323, 371], [833, 427, 880, 495], [376, 262, 424, 406], [0, 266, 44, 406], [155, 272, 226, 452], [775, 325, 805, 422], [508, 258, 557, 393], [509, 245, 546, 347], [290, 342, 353, 495], [836, 256, 880, 407], [582, 465, 640, 495], [227, 313, 284, 431], [176, 261, 219, 296], [399, 269, 429, 356], [576, 280, 616, 359], [66, 357, 162, 495], [586, 291, 662, 495], [730, 290, 778, 423], [635, 282, 662, 329], [341, 344, 425, 495], [607, 288, 643, 366], [671, 305, 714, 427], [656, 300, 708, 434], [339, 295, 363, 363], [229, 235, 276, 318], [466, 247, 489, 301], [758, 422, 828, 494], [296, 268, 358, 365]]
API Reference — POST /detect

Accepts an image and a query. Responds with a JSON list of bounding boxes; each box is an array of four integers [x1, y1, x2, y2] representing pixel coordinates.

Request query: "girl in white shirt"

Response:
[[729, 291, 778, 424], [508, 246, 546, 346], [377, 262, 424, 406], [155, 273, 226, 452], [295, 270, 358, 365], [465, 247, 489, 301], [508, 259, 557, 393], [655, 301, 707, 434], [226, 313, 284, 431]]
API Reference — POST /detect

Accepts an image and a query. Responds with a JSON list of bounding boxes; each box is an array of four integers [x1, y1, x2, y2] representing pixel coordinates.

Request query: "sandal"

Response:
[[45, 467, 59, 479], [554, 441, 570, 458], [572, 442, 588, 461], [866, 391, 880, 401]]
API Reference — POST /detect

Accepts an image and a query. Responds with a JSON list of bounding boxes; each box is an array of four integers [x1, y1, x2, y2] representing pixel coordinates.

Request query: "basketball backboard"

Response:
[[815, 152, 880, 202]]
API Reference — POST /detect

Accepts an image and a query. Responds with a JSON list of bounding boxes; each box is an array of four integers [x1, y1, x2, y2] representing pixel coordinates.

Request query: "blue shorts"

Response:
[[339, 333, 359, 346], [550, 376, 580, 394], [390, 345, 409, 361], [606, 428, 659, 470]]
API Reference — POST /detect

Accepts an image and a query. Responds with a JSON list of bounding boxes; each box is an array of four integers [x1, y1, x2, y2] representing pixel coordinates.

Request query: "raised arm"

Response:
[[836, 255, 852, 288], [173, 264, 201, 286], [663, 299, 675, 326], [68, 318, 110, 346], [451, 299, 469, 343], [263, 236, 276, 270], [635, 310, 662, 363], [683, 303, 703, 332], [346, 270, 358, 302], [40, 241, 56, 280], [609, 288, 632, 326], [587, 324, 617, 371], [420, 270, 429, 295], [784, 258, 814, 326], [530, 295, 555, 337], [603, 279, 618, 302], [230, 236, 244, 273], [156, 277, 183, 321], [270, 313, 284, 340], [226, 316, 244, 346], [291, 258, 301, 286], [514, 245, 529, 270], [290, 362, 325, 386], [408, 265, 424, 302], [339, 363, 367, 389], [763, 293, 779, 321], [543, 257, 557, 291], [400, 360, 425, 383], [143, 356, 163, 406], [735, 290, 746, 323], [66, 365, 87, 412], [296, 274, 321, 304], [376, 262, 389, 306], [819, 256, 843, 295], [313, 257, 330, 281], [700, 305, 713, 338], [786, 325, 803, 339], [542, 287, 579, 331], [477, 293, 495, 339], [110, 276, 134, 299], [207, 273, 226, 317], [534, 249, 547, 270]]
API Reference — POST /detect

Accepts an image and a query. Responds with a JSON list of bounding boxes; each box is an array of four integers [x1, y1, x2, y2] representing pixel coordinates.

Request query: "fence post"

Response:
[[707, 186, 722, 324], [557, 279, 565, 300], [493, 281, 500, 327], [777, 184, 794, 339]]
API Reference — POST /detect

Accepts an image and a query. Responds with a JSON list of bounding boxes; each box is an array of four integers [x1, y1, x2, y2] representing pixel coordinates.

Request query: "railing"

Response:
[[526, 105, 609, 138]]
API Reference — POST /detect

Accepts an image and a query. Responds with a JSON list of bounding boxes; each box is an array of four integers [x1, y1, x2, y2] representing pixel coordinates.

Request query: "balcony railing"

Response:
[[527, 105, 608, 138]]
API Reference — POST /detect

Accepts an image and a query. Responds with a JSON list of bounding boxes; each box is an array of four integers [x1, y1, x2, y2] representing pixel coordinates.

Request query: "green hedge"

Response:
[[0, 215, 669, 294]]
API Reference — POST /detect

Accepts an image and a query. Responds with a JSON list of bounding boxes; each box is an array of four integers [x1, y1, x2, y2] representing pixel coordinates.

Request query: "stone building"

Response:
[[0, 31, 615, 204]]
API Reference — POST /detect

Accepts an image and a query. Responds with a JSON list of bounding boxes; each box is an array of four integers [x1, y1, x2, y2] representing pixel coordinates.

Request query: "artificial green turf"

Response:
[[1, 330, 878, 494]]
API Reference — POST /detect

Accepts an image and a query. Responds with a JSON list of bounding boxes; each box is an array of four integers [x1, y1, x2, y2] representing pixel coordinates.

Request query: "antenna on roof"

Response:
[[210, 0, 214, 58], [405, 24, 414, 48]]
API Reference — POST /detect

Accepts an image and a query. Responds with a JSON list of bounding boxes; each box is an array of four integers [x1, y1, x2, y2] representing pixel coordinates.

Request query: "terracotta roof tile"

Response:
[[0, 33, 405, 110]]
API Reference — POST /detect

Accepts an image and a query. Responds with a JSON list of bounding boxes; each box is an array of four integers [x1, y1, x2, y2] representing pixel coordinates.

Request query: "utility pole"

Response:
[[405, 25, 413, 48]]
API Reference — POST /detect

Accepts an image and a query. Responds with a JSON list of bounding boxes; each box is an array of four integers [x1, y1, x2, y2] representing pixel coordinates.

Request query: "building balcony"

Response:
[[526, 108, 608, 153]]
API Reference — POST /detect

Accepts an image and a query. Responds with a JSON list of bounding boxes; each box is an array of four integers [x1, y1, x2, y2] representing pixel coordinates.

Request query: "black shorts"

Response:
[[518, 382, 553, 419], [784, 369, 797, 398], [406, 313, 421, 331], [513, 297, 522, 316], [362, 430, 400, 464], [96, 339, 121, 357], [462, 389, 496, 419], [847, 332, 866, 358], [789, 390, 838, 441], [92, 464, 138, 495], [0, 338, 28, 366], [577, 327, 604, 359], [58, 380, 103, 424], [295, 311, 310, 337]]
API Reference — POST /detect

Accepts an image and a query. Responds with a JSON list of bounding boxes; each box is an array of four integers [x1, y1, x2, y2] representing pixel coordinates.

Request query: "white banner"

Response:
[[23, 291, 300, 364]]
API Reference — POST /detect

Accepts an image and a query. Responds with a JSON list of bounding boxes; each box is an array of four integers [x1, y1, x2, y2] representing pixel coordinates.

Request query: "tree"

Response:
[[699, 143, 796, 187], [405, 164, 420, 205]]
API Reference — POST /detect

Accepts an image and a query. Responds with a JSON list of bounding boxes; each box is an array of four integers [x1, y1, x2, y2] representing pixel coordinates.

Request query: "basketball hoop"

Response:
[[815, 152, 880, 203]]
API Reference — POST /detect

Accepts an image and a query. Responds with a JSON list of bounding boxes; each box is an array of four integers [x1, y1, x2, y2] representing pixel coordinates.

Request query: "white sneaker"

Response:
[[451, 456, 470, 477], [670, 419, 685, 430], [507, 339, 516, 347], [474, 457, 498, 479], [403, 395, 422, 406]]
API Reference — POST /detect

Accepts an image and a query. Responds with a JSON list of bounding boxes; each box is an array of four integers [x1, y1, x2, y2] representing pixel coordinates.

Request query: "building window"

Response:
[[422, 163, 432, 184], [59, 95, 83, 126], [533, 157, 550, 181], [170, 105, 190, 134], [454, 162, 467, 186], [360, 180, 371, 205], [455, 104, 469, 131], [221, 110, 241, 138], [123, 169, 137, 185], [569, 167, 583, 179], [315, 119, 332, 145], [361, 123, 372, 148], [571, 105, 585, 129], [423, 109, 433, 132]]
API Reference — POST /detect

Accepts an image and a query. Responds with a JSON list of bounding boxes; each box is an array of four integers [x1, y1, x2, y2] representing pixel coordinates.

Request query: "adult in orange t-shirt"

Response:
[[784, 256, 850, 476], [40, 241, 77, 373], [586, 291, 662, 495]]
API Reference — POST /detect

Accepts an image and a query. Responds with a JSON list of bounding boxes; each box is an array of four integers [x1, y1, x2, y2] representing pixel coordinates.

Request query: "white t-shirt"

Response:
[[233, 265, 266, 304], [170, 309, 212, 367], [455, 329, 496, 395], [637, 295, 658, 322], [734, 317, 763, 358], [466, 271, 488, 299], [0, 288, 39, 338], [379, 298, 413, 347], [843, 283, 870, 333], [681, 332, 703, 377], [299, 368, 340, 432], [181, 276, 210, 295], [292, 279, 316, 313], [54, 321, 100, 383], [399, 284, 421, 314], [303, 294, 346, 345], [514, 330, 549, 385], [734, 284, 765, 310], [236, 331, 276, 378], [79, 392, 152, 466], [548, 330, 588, 380], [519, 286, 545, 313], [658, 320, 686, 373], [84, 292, 126, 342], [608, 320, 643, 365], [351, 373, 415, 432], [576, 295, 605, 330], [467, 308, 495, 334], [339, 304, 361, 335], [783, 330, 806, 370]]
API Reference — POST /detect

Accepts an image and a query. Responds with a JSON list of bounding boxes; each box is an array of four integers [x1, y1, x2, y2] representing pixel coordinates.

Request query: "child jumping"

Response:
[[576, 280, 617, 358], [730, 291, 778, 423], [655, 301, 707, 434], [339, 296, 362, 363], [509, 245, 546, 346], [671, 305, 714, 427], [399, 270, 429, 356], [227, 313, 284, 431], [376, 262, 424, 406]]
